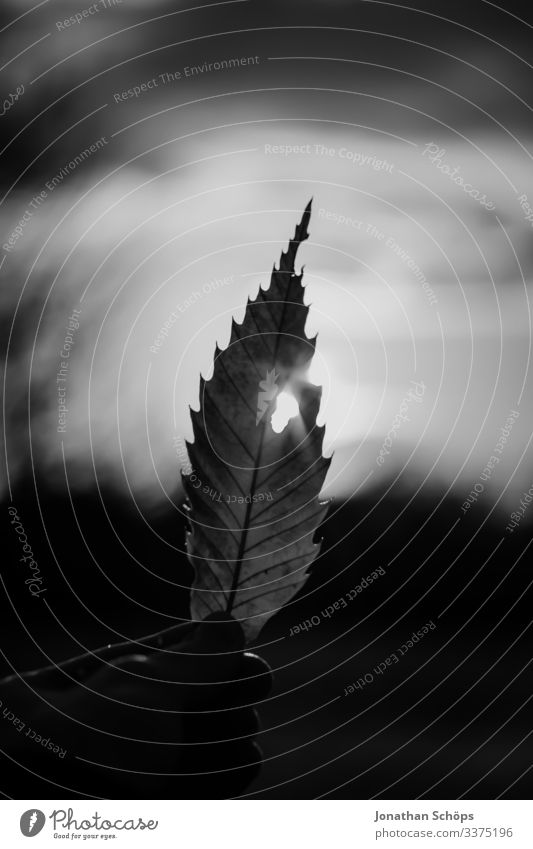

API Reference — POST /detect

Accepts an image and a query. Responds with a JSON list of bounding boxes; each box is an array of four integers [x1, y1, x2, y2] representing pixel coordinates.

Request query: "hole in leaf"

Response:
[[271, 390, 299, 433]]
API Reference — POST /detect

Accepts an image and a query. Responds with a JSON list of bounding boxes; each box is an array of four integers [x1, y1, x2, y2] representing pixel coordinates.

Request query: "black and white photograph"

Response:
[[1, 0, 533, 839]]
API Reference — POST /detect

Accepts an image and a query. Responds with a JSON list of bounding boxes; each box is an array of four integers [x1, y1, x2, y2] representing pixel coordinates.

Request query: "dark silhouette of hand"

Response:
[[0, 615, 272, 799]]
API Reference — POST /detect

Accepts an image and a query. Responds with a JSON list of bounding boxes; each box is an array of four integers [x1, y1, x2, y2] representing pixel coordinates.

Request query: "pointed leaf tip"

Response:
[[294, 201, 312, 245]]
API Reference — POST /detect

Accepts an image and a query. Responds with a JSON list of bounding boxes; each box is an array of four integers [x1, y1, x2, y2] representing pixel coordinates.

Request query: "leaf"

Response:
[[184, 201, 330, 641]]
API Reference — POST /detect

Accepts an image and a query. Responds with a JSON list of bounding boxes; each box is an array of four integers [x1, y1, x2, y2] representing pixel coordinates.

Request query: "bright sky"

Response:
[[3, 120, 532, 509]]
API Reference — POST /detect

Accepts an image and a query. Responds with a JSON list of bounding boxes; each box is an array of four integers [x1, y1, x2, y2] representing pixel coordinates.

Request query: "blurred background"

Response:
[[1, 0, 533, 799]]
